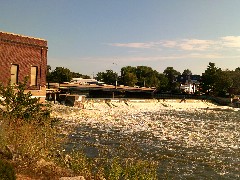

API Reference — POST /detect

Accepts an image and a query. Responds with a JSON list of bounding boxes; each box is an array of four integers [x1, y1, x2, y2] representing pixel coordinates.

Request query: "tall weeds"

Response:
[[0, 79, 63, 177]]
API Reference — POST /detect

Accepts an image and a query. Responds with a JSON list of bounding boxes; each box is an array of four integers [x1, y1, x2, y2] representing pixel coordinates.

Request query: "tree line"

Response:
[[47, 63, 240, 97], [47, 66, 90, 83]]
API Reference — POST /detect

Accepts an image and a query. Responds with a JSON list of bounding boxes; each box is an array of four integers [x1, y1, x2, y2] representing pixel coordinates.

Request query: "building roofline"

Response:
[[0, 31, 47, 48], [0, 31, 47, 41]]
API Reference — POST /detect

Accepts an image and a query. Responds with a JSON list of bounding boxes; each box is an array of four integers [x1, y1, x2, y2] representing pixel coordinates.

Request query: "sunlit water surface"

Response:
[[61, 106, 239, 179]]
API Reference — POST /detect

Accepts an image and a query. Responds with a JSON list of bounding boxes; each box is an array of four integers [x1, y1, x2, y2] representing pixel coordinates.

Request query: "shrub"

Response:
[[0, 159, 16, 180], [0, 77, 50, 123]]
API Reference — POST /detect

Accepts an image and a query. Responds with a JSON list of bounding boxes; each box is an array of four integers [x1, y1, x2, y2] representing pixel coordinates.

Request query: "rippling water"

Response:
[[64, 107, 240, 179]]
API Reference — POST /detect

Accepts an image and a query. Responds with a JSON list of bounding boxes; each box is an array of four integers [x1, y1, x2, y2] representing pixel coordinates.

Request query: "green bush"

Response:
[[0, 77, 50, 123], [0, 159, 16, 180]]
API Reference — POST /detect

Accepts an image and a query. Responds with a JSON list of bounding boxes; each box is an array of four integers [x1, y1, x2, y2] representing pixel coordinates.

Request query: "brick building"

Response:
[[0, 31, 48, 101]]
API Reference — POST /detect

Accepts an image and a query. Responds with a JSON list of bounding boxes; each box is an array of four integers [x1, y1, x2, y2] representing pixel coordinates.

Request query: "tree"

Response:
[[123, 72, 138, 86], [47, 67, 72, 83], [201, 62, 221, 95], [215, 70, 233, 97], [119, 66, 170, 89], [46, 66, 91, 83], [121, 66, 136, 75], [95, 72, 104, 82], [135, 66, 154, 87], [120, 66, 164, 88], [96, 70, 118, 85], [235, 67, 240, 72], [120, 66, 137, 85], [163, 67, 181, 92], [157, 74, 169, 91], [71, 72, 90, 79], [182, 69, 192, 76], [145, 70, 160, 88], [228, 68, 240, 95]]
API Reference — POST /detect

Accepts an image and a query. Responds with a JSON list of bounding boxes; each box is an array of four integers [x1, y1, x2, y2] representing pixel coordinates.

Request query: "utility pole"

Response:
[[113, 62, 118, 89]]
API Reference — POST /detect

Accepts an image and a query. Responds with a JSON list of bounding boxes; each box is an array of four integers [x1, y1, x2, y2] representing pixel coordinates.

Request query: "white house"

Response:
[[180, 84, 196, 94], [69, 78, 98, 85]]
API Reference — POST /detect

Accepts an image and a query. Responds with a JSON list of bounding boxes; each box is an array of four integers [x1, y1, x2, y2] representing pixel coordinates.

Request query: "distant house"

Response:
[[0, 31, 48, 101], [177, 75, 201, 93], [69, 78, 99, 85]]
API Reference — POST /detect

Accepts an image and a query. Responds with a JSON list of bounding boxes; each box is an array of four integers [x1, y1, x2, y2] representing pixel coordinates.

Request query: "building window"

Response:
[[11, 64, 19, 85], [31, 66, 38, 86]]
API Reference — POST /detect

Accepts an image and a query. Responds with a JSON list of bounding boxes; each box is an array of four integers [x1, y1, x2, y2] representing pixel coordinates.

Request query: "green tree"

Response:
[[121, 66, 136, 75], [163, 67, 181, 92], [120, 66, 137, 85], [123, 72, 138, 86], [95, 72, 104, 82], [120, 66, 169, 89], [235, 67, 240, 72], [96, 70, 118, 85], [145, 70, 160, 88], [215, 70, 233, 97], [182, 69, 192, 76], [201, 62, 221, 95], [226, 68, 240, 95], [48, 67, 72, 83], [71, 72, 91, 79], [47, 66, 91, 83], [233, 68, 240, 93], [135, 66, 154, 87], [157, 73, 169, 91]]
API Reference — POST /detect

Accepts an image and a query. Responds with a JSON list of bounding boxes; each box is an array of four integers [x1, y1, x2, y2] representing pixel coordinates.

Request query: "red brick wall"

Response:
[[0, 32, 48, 88]]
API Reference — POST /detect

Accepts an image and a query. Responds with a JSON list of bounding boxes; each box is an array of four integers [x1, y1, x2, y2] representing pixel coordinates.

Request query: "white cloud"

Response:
[[109, 39, 216, 51], [108, 36, 240, 55], [221, 36, 240, 48], [187, 53, 219, 58], [109, 42, 156, 49], [178, 39, 215, 51], [110, 53, 225, 63], [161, 40, 177, 48]]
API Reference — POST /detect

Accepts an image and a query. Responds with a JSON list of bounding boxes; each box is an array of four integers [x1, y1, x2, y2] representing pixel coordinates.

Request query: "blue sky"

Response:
[[1, 0, 240, 76]]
